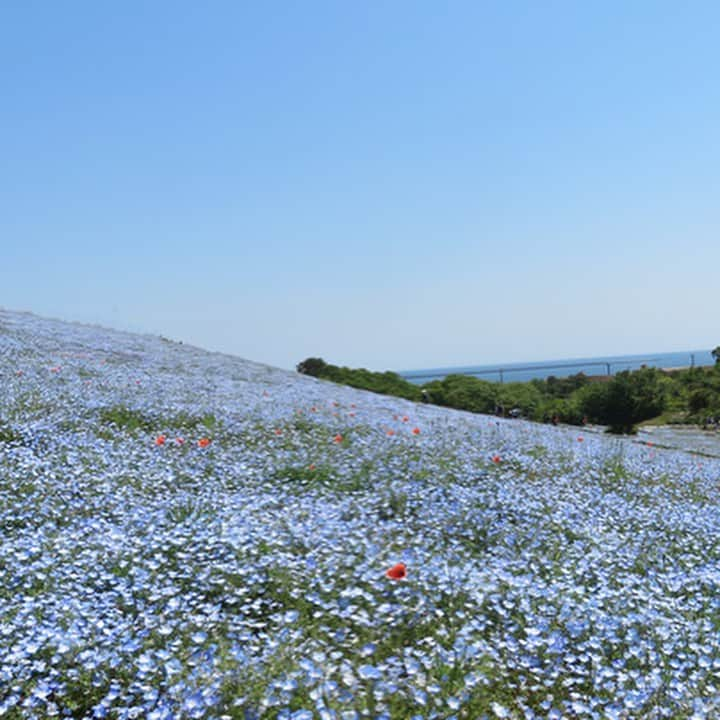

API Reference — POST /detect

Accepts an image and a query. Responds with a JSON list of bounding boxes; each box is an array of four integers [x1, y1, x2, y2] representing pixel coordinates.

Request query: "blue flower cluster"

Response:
[[1, 310, 720, 718]]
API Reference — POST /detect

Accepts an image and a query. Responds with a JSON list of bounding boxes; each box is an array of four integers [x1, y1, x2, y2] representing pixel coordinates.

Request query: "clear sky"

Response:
[[2, 2, 719, 371]]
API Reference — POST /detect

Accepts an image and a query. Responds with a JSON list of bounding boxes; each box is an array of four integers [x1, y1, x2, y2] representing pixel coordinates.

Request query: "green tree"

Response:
[[423, 374, 497, 413], [296, 357, 328, 377], [497, 381, 545, 418], [296, 357, 422, 401], [575, 368, 668, 434]]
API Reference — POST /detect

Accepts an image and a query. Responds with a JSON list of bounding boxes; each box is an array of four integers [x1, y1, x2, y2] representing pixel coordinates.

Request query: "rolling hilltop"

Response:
[[1, 309, 720, 719]]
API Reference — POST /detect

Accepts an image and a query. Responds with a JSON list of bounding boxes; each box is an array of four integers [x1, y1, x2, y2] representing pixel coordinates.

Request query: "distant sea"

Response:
[[399, 350, 715, 385]]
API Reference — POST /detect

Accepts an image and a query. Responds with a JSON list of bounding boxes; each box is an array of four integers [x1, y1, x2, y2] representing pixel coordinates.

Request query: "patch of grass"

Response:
[[602, 456, 630, 482], [292, 416, 316, 434], [377, 488, 409, 520], [273, 464, 335, 488], [527, 444, 548, 459], [95, 427, 115, 441], [167, 497, 212, 524], [98, 405, 218, 435], [8, 391, 54, 421], [99, 405, 155, 433], [0, 420, 22, 444], [174, 409, 217, 431], [639, 411, 687, 426]]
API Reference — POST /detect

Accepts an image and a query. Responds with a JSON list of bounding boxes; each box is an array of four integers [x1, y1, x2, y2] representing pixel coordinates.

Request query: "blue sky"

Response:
[[2, 2, 719, 371]]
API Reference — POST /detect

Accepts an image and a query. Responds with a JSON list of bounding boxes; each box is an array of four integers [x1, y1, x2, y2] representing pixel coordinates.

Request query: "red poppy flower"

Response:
[[402, 416, 409, 422], [155, 435, 167, 446], [386, 563, 407, 580], [311, 406, 317, 412], [275, 428, 282, 435], [198, 437, 211, 448], [176, 437, 185, 445], [308, 463, 316, 471], [577, 436, 584, 442], [492, 455, 501, 463], [333, 434, 343, 444], [348, 412, 356, 417], [386, 429, 395, 436], [412, 427, 420, 435]]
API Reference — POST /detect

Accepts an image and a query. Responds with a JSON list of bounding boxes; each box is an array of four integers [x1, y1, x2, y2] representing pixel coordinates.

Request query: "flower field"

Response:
[[1, 310, 720, 719]]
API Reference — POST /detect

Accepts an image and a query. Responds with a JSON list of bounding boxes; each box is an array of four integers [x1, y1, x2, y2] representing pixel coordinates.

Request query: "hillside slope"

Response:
[[1, 309, 720, 719]]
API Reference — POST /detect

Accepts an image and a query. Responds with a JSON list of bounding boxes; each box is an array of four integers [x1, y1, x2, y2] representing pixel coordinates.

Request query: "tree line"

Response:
[[297, 349, 720, 434]]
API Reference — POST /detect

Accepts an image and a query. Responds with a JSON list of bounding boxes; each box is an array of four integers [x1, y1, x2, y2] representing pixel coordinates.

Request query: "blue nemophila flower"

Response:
[[357, 664, 383, 681], [289, 711, 314, 720], [2, 308, 720, 717]]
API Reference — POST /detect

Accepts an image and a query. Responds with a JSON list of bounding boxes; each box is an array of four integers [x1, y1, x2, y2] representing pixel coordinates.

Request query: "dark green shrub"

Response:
[[497, 382, 545, 419], [533, 373, 590, 399], [688, 388, 712, 414], [536, 396, 585, 425], [424, 374, 497, 414], [576, 368, 668, 433], [296, 357, 328, 377], [299, 359, 422, 401]]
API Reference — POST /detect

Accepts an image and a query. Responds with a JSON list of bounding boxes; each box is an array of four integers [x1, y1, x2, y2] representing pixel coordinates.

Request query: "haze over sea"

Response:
[[401, 349, 714, 385]]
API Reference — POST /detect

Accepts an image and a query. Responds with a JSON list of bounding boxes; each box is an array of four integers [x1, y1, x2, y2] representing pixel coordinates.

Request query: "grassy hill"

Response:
[[1, 310, 720, 718]]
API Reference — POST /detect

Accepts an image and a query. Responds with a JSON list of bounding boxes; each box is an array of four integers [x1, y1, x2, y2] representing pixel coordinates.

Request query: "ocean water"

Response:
[[400, 349, 715, 385]]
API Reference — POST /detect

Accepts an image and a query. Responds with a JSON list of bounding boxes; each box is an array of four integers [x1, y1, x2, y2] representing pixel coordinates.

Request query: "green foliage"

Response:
[[497, 381, 545, 418], [688, 388, 712, 414], [377, 488, 410, 520], [0, 420, 22, 444], [167, 498, 212, 524], [297, 355, 719, 432], [296, 357, 328, 377], [273, 464, 334, 487], [98, 405, 218, 434], [532, 373, 590, 398], [98, 405, 155, 433], [651, 365, 720, 424], [677, 366, 720, 422], [576, 368, 669, 433], [712, 346, 720, 364], [536, 396, 585, 425], [200, 413, 217, 430], [423, 374, 497, 413], [299, 359, 422, 401]]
